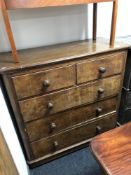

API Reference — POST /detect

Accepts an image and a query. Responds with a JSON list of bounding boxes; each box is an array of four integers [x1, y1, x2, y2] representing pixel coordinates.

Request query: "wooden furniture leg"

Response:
[[93, 3, 97, 41], [1, 0, 19, 63], [110, 0, 118, 46]]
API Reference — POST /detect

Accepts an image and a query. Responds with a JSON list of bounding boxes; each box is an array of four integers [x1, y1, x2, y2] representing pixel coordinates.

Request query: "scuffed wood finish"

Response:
[[0, 39, 128, 72], [1, 0, 19, 63], [19, 75, 121, 122], [31, 113, 116, 159], [0, 129, 19, 175], [12, 65, 75, 100], [91, 122, 131, 175], [27, 98, 117, 141], [77, 52, 126, 84], [26, 98, 117, 142], [4, 0, 114, 9]]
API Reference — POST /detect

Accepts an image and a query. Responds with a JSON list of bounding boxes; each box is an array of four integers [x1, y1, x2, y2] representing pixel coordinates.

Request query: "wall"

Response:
[[88, 0, 131, 38], [0, 5, 88, 52], [0, 0, 131, 52], [0, 1, 130, 174]]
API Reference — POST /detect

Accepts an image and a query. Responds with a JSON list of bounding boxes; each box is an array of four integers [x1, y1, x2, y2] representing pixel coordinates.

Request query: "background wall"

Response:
[[0, 1, 130, 175], [0, 5, 88, 52]]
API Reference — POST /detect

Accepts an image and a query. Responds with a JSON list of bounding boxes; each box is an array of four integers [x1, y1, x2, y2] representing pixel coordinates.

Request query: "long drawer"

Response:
[[26, 97, 117, 142], [31, 113, 117, 159], [77, 52, 125, 84], [19, 75, 121, 122], [12, 65, 75, 100]]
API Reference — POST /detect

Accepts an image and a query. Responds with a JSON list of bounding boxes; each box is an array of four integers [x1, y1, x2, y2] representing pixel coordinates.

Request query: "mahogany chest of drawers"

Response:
[[0, 39, 128, 167]]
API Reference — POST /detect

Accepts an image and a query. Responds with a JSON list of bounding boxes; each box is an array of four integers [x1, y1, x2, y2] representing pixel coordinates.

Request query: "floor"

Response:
[[30, 147, 101, 175]]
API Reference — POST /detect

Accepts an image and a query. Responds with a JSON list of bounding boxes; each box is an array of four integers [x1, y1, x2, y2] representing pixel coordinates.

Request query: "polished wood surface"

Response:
[[31, 113, 116, 159], [4, 0, 114, 9], [12, 65, 75, 99], [19, 75, 121, 122], [110, 0, 118, 46], [0, 128, 19, 175], [0, 39, 128, 73], [26, 98, 117, 142], [77, 52, 125, 84], [91, 122, 131, 175]]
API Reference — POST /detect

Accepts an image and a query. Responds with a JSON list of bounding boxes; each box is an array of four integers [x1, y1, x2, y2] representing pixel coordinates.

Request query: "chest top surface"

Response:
[[0, 39, 129, 73]]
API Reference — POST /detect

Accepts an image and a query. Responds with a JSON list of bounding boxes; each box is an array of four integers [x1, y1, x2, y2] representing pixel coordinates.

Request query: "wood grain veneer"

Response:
[[77, 52, 125, 84], [91, 122, 131, 175], [12, 65, 75, 100], [31, 113, 117, 159], [26, 97, 117, 142], [19, 75, 121, 122]]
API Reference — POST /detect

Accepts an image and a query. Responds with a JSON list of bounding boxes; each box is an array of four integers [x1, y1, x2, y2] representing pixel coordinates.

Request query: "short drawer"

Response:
[[26, 98, 117, 142], [12, 65, 75, 100], [31, 113, 117, 159], [77, 52, 126, 84], [19, 75, 121, 122]]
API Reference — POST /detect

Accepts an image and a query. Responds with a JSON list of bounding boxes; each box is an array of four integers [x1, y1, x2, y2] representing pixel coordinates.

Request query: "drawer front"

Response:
[[12, 65, 75, 100], [77, 52, 125, 84], [26, 98, 117, 142], [19, 75, 121, 122], [31, 113, 117, 158]]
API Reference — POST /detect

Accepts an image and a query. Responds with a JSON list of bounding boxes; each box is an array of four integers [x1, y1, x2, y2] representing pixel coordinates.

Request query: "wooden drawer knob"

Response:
[[43, 80, 50, 87], [99, 67, 106, 74], [96, 125, 102, 134], [47, 102, 54, 109], [96, 107, 103, 115], [98, 88, 105, 94], [50, 122, 56, 130], [53, 141, 59, 149]]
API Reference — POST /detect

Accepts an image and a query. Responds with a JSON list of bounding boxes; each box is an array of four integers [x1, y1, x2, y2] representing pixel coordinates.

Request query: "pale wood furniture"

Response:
[[90, 122, 131, 175], [0, 0, 118, 63], [0, 39, 129, 167], [0, 128, 19, 175]]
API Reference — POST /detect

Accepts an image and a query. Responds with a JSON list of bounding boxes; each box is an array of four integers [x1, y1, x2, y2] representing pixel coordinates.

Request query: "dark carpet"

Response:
[[30, 147, 101, 175]]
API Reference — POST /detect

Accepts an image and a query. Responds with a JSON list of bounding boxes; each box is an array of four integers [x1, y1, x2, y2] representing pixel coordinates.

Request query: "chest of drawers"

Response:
[[0, 39, 128, 167]]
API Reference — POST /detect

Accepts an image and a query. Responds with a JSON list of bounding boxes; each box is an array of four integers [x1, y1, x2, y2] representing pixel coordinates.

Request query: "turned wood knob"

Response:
[[53, 141, 59, 149], [43, 80, 50, 87], [98, 88, 105, 94], [50, 122, 56, 130], [47, 102, 54, 109], [96, 125, 102, 134], [96, 107, 103, 114], [99, 67, 106, 74]]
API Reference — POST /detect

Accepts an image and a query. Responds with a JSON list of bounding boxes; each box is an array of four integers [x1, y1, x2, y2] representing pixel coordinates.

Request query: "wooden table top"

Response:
[[91, 122, 131, 175], [3, 0, 114, 9]]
